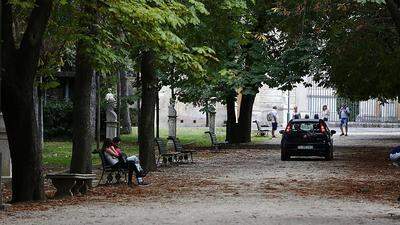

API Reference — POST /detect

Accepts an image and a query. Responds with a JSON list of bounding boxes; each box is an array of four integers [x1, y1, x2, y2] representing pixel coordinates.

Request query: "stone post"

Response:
[[0, 113, 11, 178], [105, 92, 119, 139], [0, 152, 3, 210], [0, 152, 9, 211], [209, 111, 216, 134], [168, 101, 177, 138]]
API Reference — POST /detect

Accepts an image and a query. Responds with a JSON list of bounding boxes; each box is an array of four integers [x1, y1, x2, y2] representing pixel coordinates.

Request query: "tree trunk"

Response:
[[70, 40, 96, 174], [237, 94, 256, 143], [225, 91, 255, 144], [1, 0, 52, 202], [225, 91, 239, 144], [138, 51, 157, 172], [120, 71, 132, 134]]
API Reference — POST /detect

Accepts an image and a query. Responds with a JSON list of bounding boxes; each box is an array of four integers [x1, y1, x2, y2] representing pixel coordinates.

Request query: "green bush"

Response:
[[44, 100, 73, 139]]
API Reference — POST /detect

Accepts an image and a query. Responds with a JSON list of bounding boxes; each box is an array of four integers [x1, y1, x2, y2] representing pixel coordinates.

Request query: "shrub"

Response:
[[44, 100, 73, 139]]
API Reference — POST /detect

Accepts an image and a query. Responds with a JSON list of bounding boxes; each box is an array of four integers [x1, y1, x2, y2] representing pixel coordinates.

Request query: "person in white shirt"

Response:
[[321, 105, 330, 121], [270, 106, 278, 138]]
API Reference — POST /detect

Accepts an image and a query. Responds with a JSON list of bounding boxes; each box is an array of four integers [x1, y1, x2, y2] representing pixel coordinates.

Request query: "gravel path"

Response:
[[2, 142, 400, 224], [3, 197, 399, 225]]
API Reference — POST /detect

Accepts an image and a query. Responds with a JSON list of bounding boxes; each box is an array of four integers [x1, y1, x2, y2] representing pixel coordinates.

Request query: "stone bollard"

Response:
[[168, 102, 177, 138], [209, 112, 216, 134], [0, 152, 9, 211]]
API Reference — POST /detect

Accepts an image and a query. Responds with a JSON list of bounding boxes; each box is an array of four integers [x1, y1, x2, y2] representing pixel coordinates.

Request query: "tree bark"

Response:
[[225, 91, 239, 144], [138, 51, 157, 172], [120, 71, 132, 134], [70, 2, 96, 174], [237, 94, 256, 143], [1, 0, 52, 202], [70, 40, 96, 174]]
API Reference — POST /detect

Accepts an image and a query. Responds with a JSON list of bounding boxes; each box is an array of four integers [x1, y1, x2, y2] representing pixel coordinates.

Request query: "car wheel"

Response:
[[325, 149, 333, 161], [281, 148, 290, 161]]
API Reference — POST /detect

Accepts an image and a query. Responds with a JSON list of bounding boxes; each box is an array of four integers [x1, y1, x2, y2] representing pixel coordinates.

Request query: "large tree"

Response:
[[107, 0, 210, 171], [70, 1, 97, 174], [1, 0, 53, 202], [171, 0, 318, 143]]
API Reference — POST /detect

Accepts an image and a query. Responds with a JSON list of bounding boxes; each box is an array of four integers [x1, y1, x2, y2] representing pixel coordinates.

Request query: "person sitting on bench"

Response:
[[102, 138, 148, 186], [112, 137, 147, 177]]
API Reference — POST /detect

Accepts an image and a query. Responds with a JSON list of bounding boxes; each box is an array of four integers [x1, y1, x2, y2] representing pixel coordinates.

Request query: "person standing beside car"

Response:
[[292, 106, 301, 119], [338, 104, 350, 136]]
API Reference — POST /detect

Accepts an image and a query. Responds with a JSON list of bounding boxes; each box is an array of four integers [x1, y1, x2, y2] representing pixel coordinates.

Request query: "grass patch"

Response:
[[44, 127, 272, 168]]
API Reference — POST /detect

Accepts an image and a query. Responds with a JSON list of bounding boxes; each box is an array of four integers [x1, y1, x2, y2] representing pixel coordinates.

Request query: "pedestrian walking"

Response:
[[339, 103, 350, 136]]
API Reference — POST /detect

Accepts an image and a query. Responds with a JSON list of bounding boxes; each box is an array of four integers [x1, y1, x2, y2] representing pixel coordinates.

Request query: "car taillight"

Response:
[[285, 123, 291, 133], [319, 123, 326, 133]]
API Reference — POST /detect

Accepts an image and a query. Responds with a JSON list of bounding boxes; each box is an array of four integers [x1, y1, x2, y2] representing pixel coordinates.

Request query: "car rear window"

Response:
[[291, 122, 322, 133]]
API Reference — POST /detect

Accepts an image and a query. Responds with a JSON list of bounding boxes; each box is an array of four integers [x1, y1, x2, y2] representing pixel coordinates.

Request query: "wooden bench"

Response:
[[46, 173, 96, 198], [155, 138, 182, 166], [204, 131, 228, 150], [167, 136, 195, 163], [94, 150, 128, 185], [253, 120, 270, 136]]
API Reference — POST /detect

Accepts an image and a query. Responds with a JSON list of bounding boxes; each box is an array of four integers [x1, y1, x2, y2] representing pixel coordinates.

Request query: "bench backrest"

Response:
[[97, 151, 112, 169], [154, 138, 168, 155], [205, 131, 218, 145], [253, 120, 262, 131], [167, 136, 184, 152]]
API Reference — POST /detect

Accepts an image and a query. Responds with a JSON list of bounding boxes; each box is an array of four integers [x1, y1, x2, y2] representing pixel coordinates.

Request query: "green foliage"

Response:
[[295, 0, 400, 100], [43, 101, 73, 139]]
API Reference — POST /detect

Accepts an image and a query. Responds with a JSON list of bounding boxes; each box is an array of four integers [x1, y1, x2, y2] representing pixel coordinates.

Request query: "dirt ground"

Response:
[[2, 145, 400, 224]]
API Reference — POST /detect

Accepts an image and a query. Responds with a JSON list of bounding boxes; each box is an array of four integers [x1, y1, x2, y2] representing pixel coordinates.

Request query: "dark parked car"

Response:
[[279, 119, 336, 161]]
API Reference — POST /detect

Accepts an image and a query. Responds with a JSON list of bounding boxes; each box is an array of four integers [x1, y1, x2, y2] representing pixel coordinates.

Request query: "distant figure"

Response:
[[321, 105, 330, 121], [269, 106, 278, 138], [314, 114, 319, 119], [339, 103, 350, 136], [292, 106, 301, 119], [390, 146, 400, 166], [304, 114, 310, 119], [389, 146, 400, 202]]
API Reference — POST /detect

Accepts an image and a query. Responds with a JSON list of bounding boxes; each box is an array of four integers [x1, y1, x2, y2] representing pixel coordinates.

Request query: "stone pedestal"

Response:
[[106, 121, 119, 139], [168, 103, 177, 138], [0, 114, 11, 178], [209, 112, 216, 134], [105, 92, 119, 139]]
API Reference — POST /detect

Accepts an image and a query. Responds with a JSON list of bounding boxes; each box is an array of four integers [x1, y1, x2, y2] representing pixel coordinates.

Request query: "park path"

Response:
[[2, 142, 400, 225]]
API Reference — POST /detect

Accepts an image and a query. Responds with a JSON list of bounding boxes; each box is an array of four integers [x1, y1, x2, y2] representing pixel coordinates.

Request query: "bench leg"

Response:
[[73, 179, 91, 195], [106, 172, 114, 184], [97, 170, 105, 186], [52, 179, 76, 198]]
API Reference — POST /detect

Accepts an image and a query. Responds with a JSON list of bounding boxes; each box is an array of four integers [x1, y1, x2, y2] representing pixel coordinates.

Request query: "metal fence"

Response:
[[307, 85, 400, 123]]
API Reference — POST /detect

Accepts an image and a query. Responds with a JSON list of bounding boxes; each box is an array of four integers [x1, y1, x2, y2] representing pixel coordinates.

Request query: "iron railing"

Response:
[[307, 85, 400, 123]]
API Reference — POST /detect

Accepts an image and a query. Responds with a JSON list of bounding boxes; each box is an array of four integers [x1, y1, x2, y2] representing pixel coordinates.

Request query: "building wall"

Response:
[[150, 84, 400, 129]]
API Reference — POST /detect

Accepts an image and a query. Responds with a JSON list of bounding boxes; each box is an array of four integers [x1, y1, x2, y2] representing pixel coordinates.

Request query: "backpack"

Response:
[[267, 112, 274, 121]]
